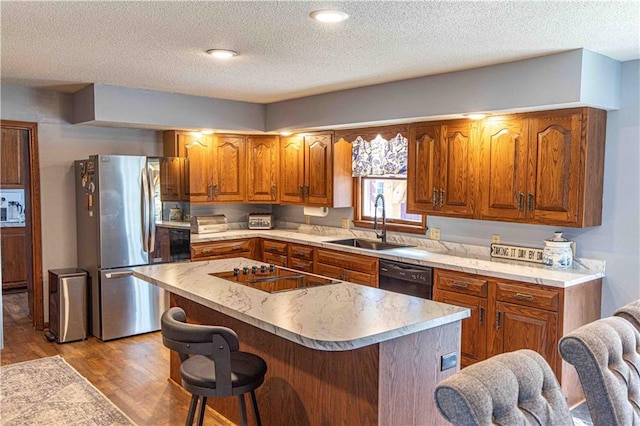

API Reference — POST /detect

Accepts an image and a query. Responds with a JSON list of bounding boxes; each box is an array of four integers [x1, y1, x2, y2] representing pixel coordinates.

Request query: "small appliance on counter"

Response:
[[191, 214, 229, 234], [542, 232, 574, 269], [248, 213, 274, 230]]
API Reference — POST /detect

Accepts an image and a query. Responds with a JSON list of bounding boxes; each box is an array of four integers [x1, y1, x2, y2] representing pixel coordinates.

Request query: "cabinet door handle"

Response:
[[202, 248, 214, 254], [452, 282, 469, 289], [304, 185, 310, 198], [515, 293, 534, 302], [527, 193, 534, 211], [293, 250, 306, 257], [298, 185, 304, 197], [440, 188, 445, 207], [479, 306, 485, 325], [496, 311, 502, 329], [271, 184, 277, 197], [518, 192, 524, 211], [432, 188, 438, 207], [207, 184, 213, 199], [213, 184, 219, 197]]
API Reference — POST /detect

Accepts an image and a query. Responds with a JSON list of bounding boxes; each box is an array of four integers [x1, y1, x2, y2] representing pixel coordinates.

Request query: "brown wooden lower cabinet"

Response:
[[191, 238, 256, 261], [433, 268, 601, 406], [153, 227, 171, 263], [315, 248, 378, 287], [1, 226, 28, 290], [261, 239, 288, 267], [170, 293, 458, 426]]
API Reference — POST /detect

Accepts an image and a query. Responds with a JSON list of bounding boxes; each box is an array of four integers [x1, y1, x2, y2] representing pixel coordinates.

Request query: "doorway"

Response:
[[1, 120, 43, 330]]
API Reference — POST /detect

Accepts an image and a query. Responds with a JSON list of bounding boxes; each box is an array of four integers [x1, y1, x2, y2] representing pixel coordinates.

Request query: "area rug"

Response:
[[1, 355, 136, 425]]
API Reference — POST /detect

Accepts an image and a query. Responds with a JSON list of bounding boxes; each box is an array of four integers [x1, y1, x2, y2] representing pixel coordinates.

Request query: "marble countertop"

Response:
[[190, 228, 605, 288], [133, 258, 469, 351], [155, 220, 190, 230]]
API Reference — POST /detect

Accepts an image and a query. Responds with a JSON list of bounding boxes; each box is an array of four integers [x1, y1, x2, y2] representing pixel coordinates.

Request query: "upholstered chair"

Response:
[[434, 349, 572, 425], [559, 316, 640, 426], [614, 299, 640, 331]]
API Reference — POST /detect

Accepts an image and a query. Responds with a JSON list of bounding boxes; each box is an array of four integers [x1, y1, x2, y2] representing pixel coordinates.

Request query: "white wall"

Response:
[[1, 83, 162, 319]]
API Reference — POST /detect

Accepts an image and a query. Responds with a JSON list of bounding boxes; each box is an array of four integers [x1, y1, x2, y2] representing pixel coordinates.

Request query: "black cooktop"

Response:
[[210, 265, 339, 293]]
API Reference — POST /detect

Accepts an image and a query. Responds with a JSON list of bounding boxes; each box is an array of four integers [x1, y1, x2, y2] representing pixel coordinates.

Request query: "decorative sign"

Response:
[[490, 243, 544, 264]]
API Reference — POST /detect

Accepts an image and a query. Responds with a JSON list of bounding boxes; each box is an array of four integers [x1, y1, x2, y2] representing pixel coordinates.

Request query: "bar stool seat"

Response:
[[161, 307, 267, 426], [181, 352, 267, 391]]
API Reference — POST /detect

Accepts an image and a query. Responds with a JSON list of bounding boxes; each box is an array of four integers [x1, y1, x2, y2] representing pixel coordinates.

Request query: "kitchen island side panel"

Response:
[[170, 294, 379, 425], [379, 320, 460, 426], [169, 293, 461, 425]]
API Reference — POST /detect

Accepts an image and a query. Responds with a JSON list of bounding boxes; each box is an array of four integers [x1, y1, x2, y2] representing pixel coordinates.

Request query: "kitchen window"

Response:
[[341, 128, 426, 234]]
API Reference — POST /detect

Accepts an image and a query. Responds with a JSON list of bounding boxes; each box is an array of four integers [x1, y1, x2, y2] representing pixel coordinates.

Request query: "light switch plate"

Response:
[[492, 234, 501, 244], [341, 218, 350, 229]]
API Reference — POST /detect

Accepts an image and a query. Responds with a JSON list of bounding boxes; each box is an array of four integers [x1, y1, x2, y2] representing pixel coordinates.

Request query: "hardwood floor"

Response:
[[1, 292, 233, 426]]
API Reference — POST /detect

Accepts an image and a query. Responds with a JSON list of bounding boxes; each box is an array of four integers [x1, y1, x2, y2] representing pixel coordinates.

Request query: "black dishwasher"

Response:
[[378, 259, 433, 300]]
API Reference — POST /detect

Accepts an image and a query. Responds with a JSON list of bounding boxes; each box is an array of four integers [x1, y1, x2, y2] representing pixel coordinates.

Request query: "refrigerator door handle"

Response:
[[148, 164, 156, 254], [141, 166, 150, 252]]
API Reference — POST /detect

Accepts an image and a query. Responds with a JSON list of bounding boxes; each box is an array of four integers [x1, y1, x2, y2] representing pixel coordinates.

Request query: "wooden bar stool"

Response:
[[161, 307, 267, 426]]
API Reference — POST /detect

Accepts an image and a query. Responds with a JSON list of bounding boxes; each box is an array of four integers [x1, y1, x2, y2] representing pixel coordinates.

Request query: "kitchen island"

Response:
[[133, 258, 469, 426]]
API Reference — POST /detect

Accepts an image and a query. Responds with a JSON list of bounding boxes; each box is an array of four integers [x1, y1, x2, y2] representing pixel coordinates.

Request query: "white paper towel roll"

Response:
[[303, 206, 329, 217]]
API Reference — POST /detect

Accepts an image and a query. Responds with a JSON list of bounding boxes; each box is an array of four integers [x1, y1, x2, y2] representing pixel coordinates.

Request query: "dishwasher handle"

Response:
[[379, 260, 432, 279]]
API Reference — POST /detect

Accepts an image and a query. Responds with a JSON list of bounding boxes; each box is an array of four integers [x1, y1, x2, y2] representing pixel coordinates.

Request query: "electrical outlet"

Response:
[[341, 218, 350, 229], [305, 215, 311, 225], [429, 227, 440, 240], [492, 234, 501, 244]]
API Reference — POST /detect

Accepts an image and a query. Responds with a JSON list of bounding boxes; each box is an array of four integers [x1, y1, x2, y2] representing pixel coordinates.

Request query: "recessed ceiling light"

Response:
[[309, 10, 349, 23], [206, 49, 239, 59]]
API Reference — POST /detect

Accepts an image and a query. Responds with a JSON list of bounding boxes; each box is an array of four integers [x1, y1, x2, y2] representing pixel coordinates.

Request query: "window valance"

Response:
[[351, 133, 408, 177]]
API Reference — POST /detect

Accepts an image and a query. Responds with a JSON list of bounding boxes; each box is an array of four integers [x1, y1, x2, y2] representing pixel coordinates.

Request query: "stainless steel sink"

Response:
[[325, 238, 410, 251]]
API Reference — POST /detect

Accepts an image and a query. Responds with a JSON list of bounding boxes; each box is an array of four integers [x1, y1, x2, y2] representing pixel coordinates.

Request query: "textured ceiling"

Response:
[[1, 1, 639, 104]]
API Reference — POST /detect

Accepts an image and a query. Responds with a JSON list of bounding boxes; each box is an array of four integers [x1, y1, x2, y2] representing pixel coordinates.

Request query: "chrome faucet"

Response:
[[373, 193, 387, 243]]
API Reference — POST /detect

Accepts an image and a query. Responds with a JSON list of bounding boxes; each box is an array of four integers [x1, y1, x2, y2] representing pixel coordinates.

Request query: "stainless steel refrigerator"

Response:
[[75, 155, 169, 340]]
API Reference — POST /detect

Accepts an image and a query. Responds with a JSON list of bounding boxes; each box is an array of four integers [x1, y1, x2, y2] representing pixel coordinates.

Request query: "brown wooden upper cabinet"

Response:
[[1, 127, 24, 188], [479, 108, 606, 227], [247, 135, 279, 202], [159, 157, 186, 202], [280, 132, 351, 207], [164, 131, 246, 203], [407, 120, 478, 218], [211, 134, 246, 202], [164, 130, 214, 202]]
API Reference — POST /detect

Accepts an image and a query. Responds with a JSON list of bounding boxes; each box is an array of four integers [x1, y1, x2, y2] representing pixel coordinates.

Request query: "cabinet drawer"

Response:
[[289, 258, 313, 273], [495, 281, 560, 312], [191, 239, 254, 260], [316, 249, 378, 274], [345, 270, 377, 287], [262, 239, 288, 255], [315, 263, 343, 281], [435, 269, 488, 297], [289, 244, 314, 260], [264, 252, 287, 267]]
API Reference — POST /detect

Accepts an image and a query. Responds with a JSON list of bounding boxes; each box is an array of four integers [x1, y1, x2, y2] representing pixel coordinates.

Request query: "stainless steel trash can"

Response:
[[47, 268, 88, 343]]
